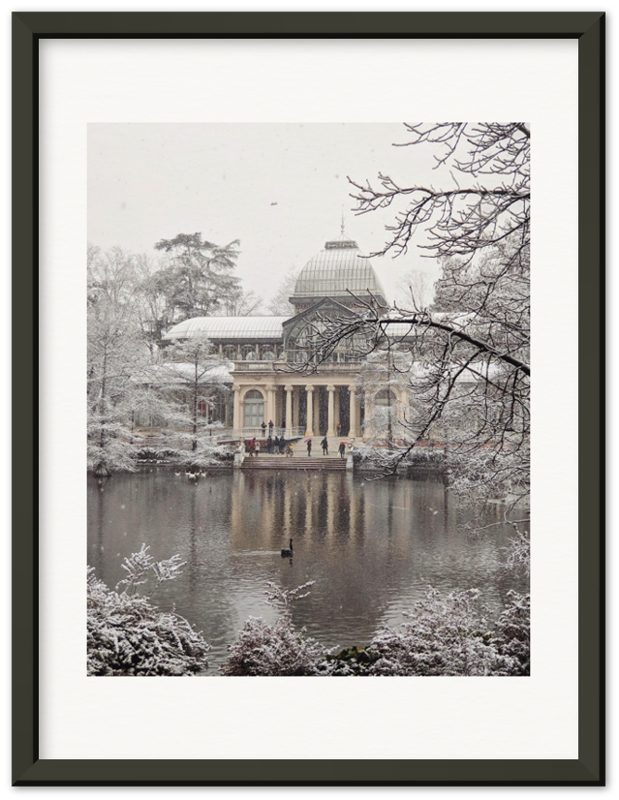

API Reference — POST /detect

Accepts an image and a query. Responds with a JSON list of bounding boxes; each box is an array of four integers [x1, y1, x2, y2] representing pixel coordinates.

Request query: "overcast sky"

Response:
[[88, 123, 443, 307]]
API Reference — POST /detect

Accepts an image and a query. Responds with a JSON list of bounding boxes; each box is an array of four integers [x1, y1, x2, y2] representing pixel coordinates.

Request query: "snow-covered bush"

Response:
[[367, 587, 522, 676], [177, 438, 234, 469], [491, 591, 530, 676], [501, 527, 531, 579], [219, 616, 327, 676], [87, 418, 141, 476], [220, 581, 329, 676], [87, 546, 209, 676]]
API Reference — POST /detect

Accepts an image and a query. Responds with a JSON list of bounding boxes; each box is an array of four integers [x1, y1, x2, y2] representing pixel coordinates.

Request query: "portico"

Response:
[[232, 375, 362, 439]]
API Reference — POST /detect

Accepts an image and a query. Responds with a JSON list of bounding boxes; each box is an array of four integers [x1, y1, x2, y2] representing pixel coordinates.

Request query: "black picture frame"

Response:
[[12, 11, 604, 786]]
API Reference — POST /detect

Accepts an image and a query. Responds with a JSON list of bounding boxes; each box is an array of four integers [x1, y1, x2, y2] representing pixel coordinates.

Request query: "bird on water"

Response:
[[281, 539, 293, 557]]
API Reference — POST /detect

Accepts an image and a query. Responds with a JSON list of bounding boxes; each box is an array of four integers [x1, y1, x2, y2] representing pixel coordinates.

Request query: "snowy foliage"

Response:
[[366, 588, 525, 677], [87, 418, 141, 476], [178, 438, 233, 469], [220, 581, 329, 676], [115, 544, 187, 594], [152, 554, 187, 584], [87, 562, 208, 677], [352, 443, 444, 470], [219, 616, 327, 677], [501, 526, 531, 579], [491, 592, 530, 676], [87, 245, 238, 475], [264, 580, 315, 608]]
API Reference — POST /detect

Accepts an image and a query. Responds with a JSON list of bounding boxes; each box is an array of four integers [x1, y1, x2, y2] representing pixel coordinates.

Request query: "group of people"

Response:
[[245, 434, 292, 457], [245, 419, 347, 460]]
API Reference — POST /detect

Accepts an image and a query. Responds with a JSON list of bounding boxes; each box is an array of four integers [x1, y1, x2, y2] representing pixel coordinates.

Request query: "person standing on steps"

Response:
[[261, 421, 267, 436], [336, 421, 342, 437], [321, 436, 329, 456], [338, 441, 346, 459], [255, 440, 261, 457], [306, 438, 312, 456], [268, 419, 274, 433], [287, 442, 294, 458]]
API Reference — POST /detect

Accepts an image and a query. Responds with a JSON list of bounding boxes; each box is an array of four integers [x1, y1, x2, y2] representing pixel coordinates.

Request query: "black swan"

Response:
[[281, 539, 293, 557]]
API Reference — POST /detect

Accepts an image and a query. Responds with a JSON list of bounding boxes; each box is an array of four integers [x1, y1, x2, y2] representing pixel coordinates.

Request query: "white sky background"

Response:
[[88, 122, 441, 306]]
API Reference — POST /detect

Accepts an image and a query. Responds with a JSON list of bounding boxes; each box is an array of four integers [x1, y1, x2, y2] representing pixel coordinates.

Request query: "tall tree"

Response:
[[87, 247, 149, 475], [153, 232, 241, 321]]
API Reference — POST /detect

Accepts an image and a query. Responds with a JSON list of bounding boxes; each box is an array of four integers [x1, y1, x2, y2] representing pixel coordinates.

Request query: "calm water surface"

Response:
[[87, 469, 528, 673]]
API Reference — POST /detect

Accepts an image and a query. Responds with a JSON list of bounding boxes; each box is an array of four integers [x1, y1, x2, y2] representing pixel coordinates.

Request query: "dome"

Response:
[[292, 234, 387, 304]]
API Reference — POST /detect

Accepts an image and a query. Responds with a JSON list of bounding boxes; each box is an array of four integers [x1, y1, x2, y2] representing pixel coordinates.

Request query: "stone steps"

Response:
[[241, 456, 347, 471]]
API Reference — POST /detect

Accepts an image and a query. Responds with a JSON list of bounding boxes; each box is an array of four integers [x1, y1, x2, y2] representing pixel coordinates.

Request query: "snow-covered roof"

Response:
[[163, 316, 289, 341]]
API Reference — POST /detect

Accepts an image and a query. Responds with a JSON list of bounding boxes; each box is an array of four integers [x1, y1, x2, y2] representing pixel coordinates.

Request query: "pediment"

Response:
[[282, 297, 355, 337]]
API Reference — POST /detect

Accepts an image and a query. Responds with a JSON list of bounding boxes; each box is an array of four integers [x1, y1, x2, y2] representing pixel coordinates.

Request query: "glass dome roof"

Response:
[[292, 234, 387, 304]]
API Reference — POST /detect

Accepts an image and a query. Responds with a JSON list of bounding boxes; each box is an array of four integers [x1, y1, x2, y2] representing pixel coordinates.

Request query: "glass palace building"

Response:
[[163, 233, 409, 441]]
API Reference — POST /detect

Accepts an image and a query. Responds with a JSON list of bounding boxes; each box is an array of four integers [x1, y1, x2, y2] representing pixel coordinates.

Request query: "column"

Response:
[[313, 388, 320, 435], [218, 343, 223, 358], [334, 389, 340, 433], [265, 383, 276, 425], [348, 385, 358, 438], [305, 386, 314, 436], [233, 386, 242, 431], [285, 385, 293, 437], [293, 387, 300, 432], [327, 385, 336, 437]]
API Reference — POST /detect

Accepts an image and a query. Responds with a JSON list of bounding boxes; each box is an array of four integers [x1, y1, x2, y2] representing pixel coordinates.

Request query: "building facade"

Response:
[[163, 233, 410, 441]]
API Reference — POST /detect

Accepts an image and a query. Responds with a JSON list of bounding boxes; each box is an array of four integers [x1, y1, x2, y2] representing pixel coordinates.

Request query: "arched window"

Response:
[[243, 389, 264, 427], [261, 348, 276, 361]]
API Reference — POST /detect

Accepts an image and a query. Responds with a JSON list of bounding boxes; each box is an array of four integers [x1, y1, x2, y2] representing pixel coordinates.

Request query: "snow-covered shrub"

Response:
[[135, 447, 183, 463], [220, 581, 329, 676], [502, 527, 531, 579], [491, 591, 530, 676], [87, 419, 141, 476], [367, 587, 520, 676], [179, 438, 234, 468], [87, 547, 209, 676], [219, 616, 326, 676]]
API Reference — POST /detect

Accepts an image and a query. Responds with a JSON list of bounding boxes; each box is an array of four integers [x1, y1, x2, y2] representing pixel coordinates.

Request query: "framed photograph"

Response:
[[13, 11, 604, 786]]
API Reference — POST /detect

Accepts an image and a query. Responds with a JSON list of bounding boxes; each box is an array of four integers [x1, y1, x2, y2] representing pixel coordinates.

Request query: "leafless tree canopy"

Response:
[[297, 123, 531, 505]]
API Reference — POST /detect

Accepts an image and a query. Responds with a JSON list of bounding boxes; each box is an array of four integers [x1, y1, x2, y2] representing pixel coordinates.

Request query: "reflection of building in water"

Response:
[[229, 471, 364, 551], [162, 232, 411, 441]]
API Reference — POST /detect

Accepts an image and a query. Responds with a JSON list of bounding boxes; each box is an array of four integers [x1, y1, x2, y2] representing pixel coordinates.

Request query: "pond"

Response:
[[87, 469, 529, 674]]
